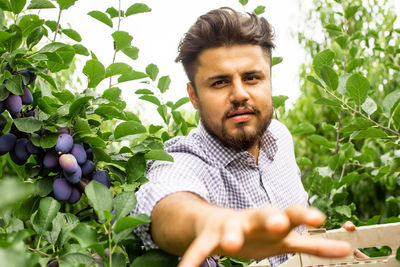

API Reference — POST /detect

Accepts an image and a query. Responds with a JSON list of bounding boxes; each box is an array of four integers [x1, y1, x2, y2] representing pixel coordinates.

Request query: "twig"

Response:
[[53, 9, 63, 42], [29, 247, 51, 257]]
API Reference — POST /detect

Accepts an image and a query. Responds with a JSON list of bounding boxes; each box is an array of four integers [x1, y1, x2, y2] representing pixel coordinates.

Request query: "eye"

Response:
[[211, 80, 228, 87], [244, 76, 259, 83]]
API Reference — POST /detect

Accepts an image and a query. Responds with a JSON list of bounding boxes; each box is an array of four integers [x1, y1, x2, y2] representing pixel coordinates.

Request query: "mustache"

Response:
[[223, 101, 260, 120]]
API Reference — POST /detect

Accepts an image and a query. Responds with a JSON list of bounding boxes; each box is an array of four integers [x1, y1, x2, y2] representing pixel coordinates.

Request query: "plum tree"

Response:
[[53, 177, 72, 201], [43, 151, 59, 169], [63, 165, 82, 184], [14, 138, 30, 161], [59, 154, 79, 173], [0, 133, 17, 155], [55, 133, 73, 154], [81, 160, 95, 176], [67, 187, 82, 204], [92, 170, 110, 188], [71, 143, 86, 164], [5, 94, 22, 114], [20, 85, 33, 105]]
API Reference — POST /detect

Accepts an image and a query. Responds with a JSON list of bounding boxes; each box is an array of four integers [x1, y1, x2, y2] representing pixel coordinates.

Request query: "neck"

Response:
[[247, 143, 260, 164]]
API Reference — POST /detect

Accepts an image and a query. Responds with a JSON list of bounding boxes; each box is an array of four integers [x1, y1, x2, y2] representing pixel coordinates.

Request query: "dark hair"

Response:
[[175, 7, 275, 88]]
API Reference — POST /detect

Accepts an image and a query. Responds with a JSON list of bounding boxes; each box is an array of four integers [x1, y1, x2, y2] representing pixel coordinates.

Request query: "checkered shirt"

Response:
[[133, 119, 308, 267]]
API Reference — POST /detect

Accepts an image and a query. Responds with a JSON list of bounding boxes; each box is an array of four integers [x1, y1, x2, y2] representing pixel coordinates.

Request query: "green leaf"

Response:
[[157, 76, 171, 93], [382, 90, 400, 118], [56, 0, 77, 10], [272, 95, 288, 109], [346, 58, 364, 73], [14, 117, 42, 133], [157, 105, 169, 124], [314, 97, 341, 107], [72, 44, 89, 56], [0, 178, 35, 211], [145, 150, 173, 162], [149, 125, 163, 134], [70, 223, 98, 248], [114, 214, 150, 234], [40, 132, 58, 149], [38, 97, 57, 114], [340, 117, 373, 132], [346, 73, 370, 106], [239, 0, 248, 6], [306, 76, 323, 87], [351, 128, 387, 139], [27, 0, 55, 9], [69, 96, 93, 118], [320, 65, 338, 91], [126, 153, 146, 183], [0, 31, 14, 43], [345, 5, 359, 19], [172, 97, 190, 110], [112, 31, 133, 51], [253, 5, 265, 15], [5, 75, 23, 95], [85, 181, 113, 223], [105, 62, 132, 78], [313, 49, 335, 77], [125, 3, 151, 17], [334, 35, 348, 49], [62, 29, 81, 42], [324, 24, 341, 32], [36, 177, 53, 197], [92, 147, 112, 162], [3, 24, 22, 51], [361, 97, 377, 115], [52, 90, 74, 104], [114, 121, 146, 139], [113, 191, 137, 221], [121, 46, 139, 60], [271, 57, 283, 66], [95, 105, 126, 120], [334, 205, 351, 217], [296, 157, 312, 167], [83, 59, 105, 88], [10, 0, 26, 14], [118, 70, 148, 83], [291, 122, 316, 135], [88, 10, 113, 28], [307, 135, 336, 149], [36, 72, 57, 89], [139, 95, 160, 106], [103, 87, 121, 101], [26, 26, 45, 48], [59, 253, 93, 265], [337, 74, 350, 95], [18, 14, 44, 37], [135, 89, 153, 95], [146, 63, 159, 81], [106, 7, 119, 18], [45, 20, 57, 31], [131, 249, 179, 267], [82, 135, 106, 148], [31, 197, 61, 234]]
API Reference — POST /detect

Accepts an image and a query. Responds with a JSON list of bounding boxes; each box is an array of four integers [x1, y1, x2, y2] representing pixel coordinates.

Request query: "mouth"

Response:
[[226, 108, 255, 118]]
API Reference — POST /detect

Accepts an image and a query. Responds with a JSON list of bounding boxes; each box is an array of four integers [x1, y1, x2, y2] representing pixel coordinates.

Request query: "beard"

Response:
[[199, 100, 273, 152]]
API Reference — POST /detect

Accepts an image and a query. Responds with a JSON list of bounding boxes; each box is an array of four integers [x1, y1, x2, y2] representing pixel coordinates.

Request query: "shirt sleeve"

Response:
[[132, 152, 210, 249]]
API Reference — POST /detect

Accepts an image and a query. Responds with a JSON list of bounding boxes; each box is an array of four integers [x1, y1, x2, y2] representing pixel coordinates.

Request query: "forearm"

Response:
[[150, 191, 228, 255]]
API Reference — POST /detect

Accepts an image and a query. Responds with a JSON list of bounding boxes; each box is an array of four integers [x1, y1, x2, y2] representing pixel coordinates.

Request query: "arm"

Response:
[[151, 191, 352, 267]]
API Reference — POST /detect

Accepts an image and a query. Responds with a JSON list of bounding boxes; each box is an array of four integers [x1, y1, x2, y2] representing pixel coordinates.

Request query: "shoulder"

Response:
[[268, 119, 293, 140]]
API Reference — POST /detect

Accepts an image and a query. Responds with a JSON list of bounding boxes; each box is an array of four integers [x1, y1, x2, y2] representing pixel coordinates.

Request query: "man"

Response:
[[133, 7, 353, 267]]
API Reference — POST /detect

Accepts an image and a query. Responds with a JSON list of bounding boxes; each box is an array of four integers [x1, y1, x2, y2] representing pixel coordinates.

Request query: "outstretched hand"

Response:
[[178, 205, 351, 267]]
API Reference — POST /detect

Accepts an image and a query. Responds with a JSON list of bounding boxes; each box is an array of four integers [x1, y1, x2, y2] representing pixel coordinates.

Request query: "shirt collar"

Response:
[[197, 120, 278, 167]]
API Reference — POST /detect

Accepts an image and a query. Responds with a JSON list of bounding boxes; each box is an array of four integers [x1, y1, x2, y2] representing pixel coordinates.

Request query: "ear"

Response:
[[187, 82, 198, 110]]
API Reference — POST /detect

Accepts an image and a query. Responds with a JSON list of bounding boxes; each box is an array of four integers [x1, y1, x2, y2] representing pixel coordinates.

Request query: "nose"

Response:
[[229, 78, 249, 103]]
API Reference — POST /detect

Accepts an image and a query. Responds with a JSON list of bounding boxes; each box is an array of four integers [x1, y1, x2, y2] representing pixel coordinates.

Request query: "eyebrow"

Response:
[[207, 70, 264, 81]]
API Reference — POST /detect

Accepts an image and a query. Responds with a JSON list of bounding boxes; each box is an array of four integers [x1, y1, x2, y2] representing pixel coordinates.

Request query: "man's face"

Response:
[[187, 44, 273, 151]]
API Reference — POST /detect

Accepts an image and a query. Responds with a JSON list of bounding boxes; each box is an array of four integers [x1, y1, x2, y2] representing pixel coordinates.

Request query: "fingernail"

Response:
[[268, 214, 289, 230], [308, 209, 325, 221]]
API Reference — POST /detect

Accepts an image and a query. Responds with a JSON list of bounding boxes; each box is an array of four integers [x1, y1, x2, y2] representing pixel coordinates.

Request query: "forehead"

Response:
[[195, 44, 270, 80]]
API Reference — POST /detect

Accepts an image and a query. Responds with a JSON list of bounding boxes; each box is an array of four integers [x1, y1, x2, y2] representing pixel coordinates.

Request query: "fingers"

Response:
[[286, 232, 351, 258], [220, 218, 245, 253], [249, 206, 290, 237], [342, 221, 356, 231], [178, 230, 219, 267], [285, 205, 326, 228]]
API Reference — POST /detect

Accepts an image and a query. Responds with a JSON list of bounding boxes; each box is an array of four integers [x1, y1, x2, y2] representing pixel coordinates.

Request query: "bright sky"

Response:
[[38, 0, 400, 117]]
